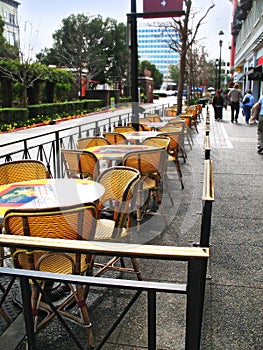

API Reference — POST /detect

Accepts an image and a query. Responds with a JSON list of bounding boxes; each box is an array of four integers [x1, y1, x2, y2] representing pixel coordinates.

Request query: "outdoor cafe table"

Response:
[[86, 144, 160, 161], [120, 131, 161, 143], [0, 178, 105, 222], [140, 121, 167, 130]]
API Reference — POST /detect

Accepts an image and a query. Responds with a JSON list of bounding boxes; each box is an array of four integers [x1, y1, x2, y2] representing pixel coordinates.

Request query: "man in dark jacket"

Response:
[[212, 90, 224, 121]]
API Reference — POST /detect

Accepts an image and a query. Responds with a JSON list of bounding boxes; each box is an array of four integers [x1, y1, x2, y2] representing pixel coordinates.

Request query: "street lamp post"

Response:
[[217, 30, 224, 90], [215, 59, 219, 90]]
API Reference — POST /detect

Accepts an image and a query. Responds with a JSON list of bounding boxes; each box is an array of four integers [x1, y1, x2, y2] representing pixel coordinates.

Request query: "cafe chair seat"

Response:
[[91, 166, 142, 279], [3, 203, 98, 348]]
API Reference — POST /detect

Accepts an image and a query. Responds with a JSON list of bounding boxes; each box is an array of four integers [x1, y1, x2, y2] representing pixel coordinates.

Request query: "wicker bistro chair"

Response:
[[0, 160, 51, 323], [3, 202, 98, 348], [127, 122, 151, 131], [113, 126, 136, 133], [103, 132, 128, 145], [122, 148, 168, 232], [76, 136, 109, 149], [178, 114, 194, 148], [0, 160, 51, 186], [144, 114, 161, 122], [159, 125, 187, 162], [166, 118, 191, 151], [142, 136, 174, 206], [92, 166, 142, 279], [157, 131, 184, 190], [184, 108, 199, 133], [60, 149, 100, 180]]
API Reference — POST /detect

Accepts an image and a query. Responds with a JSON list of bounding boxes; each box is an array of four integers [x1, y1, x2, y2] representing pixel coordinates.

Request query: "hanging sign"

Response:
[[143, 0, 184, 18]]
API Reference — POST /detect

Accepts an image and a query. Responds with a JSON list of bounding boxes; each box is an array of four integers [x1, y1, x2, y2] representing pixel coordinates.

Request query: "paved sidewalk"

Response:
[[1, 104, 262, 349]]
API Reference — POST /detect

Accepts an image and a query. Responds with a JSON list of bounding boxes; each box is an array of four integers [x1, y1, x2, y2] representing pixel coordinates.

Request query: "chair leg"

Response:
[[131, 258, 142, 281], [76, 284, 94, 348], [172, 159, 184, 190], [0, 277, 16, 324], [93, 255, 142, 280]]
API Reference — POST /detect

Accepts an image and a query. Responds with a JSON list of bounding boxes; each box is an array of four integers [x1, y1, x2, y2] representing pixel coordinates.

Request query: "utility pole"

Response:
[[129, 0, 139, 130]]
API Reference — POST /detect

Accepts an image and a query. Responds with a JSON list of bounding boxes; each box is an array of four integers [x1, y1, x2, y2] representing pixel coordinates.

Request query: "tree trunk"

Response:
[[45, 81, 55, 103], [1, 78, 13, 107]]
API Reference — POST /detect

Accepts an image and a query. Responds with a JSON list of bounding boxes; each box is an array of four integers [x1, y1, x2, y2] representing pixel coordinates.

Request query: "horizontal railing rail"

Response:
[[0, 236, 209, 350], [0, 104, 168, 177]]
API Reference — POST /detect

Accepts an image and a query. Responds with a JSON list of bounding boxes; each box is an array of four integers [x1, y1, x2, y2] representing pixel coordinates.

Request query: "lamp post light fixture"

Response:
[[217, 30, 224, 90]]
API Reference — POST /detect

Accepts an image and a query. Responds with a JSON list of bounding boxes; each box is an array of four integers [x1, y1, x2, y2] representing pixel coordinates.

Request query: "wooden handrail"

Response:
[[0, 235, 209, 260], [202, 159, 214, 201]]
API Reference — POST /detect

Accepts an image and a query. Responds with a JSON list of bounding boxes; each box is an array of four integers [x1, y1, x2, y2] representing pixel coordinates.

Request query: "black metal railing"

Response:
[[0, 104, 167, 177], [0, 238, 209, 350]]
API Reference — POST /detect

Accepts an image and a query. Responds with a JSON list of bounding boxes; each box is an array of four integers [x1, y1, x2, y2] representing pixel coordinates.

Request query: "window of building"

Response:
[[9, 13, 15, 25]]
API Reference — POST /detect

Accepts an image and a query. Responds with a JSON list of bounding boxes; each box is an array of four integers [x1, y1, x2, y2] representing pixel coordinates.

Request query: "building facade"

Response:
[[0, 0, 20, 46], [230, 0, 263, 99], [137, 21, 180, 80]]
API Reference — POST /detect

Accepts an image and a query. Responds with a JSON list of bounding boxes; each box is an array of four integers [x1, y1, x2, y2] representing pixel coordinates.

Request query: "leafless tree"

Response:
[[156, 0, 215, 114]]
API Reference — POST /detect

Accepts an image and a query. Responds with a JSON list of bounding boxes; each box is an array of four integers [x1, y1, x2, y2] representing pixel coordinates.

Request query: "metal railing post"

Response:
[[148, 290, 157, 350], [185, 257, 207, 350], [20, 276, 37, 349], [55, 131, 61, 178]]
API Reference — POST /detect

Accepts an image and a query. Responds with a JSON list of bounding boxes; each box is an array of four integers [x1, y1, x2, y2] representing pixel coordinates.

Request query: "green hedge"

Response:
[[120, 97, 132, 104], [27, 99, 103, 119], [0, 100, 103, 132], [0, 108, 29, 131]]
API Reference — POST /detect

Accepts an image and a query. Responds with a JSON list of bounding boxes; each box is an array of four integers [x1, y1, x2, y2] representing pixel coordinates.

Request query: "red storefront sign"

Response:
[[143, 0, 184, 18], [257, 55, 263, 66]]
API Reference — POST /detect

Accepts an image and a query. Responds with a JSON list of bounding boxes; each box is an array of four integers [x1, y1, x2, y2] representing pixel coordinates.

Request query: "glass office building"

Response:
[[137, 21, 180, 78]]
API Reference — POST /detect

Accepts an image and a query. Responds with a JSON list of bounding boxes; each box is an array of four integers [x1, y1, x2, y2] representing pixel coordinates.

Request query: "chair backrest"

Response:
[[166, 119, 186, 132], [122, 148, 167, 180], [60, 149, 99, 180], [144, 115, 161, 122], [179, 114, 192, 127], [185, 108, 197, 119], [0, 160, 50, 185], [165, 108, 177, 117], [76, 136, 109, 149], [103, 132, 128, 145], [142, 136, 170, 150], [96, 166, 141, 238], [113, 126, 136, 133], [157, 132, 181, 157], [4, 203, 97, 271], [127, 122, 148, 131], [139, 118, 150, 123]]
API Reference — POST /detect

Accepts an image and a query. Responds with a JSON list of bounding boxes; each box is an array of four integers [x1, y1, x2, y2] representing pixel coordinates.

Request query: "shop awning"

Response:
[[247, 66, 263, 80]]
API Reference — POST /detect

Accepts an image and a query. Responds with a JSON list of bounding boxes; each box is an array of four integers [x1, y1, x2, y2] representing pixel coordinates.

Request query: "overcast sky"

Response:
[[18, 0, 232, 62]]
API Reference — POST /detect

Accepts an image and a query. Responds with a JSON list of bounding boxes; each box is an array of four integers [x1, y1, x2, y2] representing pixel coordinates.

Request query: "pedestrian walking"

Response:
[[242, 89, 255, 124], [223, 91, 228, 110], [212, 90, 224, 121], [228, 83, 242, 123], [256, 94, 263, 154]]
